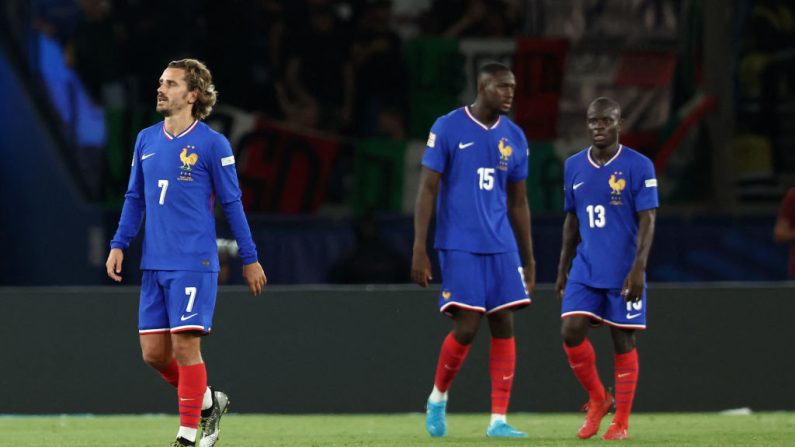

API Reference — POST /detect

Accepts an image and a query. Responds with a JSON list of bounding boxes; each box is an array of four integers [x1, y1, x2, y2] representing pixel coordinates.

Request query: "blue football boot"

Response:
[[486, 420, 527, 438], [425, 400, 447, 437]]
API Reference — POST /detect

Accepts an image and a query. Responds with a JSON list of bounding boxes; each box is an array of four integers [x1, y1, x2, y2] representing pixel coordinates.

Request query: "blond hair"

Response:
[[167, 58, 217, 120]]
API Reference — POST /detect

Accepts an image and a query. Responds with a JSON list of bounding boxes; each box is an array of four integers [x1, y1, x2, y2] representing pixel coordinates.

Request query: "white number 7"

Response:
[[158, 179, 169, 205], [185, 287, 197, 312]]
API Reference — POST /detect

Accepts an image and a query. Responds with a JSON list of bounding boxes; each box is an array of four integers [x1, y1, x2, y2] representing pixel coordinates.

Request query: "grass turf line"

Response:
[[0, 413, 793, 446]]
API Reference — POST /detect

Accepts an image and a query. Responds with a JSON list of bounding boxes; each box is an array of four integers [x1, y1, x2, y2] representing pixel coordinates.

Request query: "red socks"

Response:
[[489, 337, 516, 415], [177, 363, 207, 430], [158, 358, 180, 388], [433, 332, 472, 392], [613, 349, 639, 426], [563, 338, 607, 401]]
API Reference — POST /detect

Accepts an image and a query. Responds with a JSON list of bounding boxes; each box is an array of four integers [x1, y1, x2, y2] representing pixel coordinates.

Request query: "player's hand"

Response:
[[554, 273, 567, 299], [522, 261, 536, 295], [621, 263, 646, 302], [411, 249, 433, 288], [105, 248, 124, 283], [243, 261, 267, 296]]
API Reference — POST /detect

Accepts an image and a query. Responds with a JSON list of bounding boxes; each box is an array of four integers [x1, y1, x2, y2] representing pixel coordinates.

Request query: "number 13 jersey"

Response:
[[563, 145, 659, 288]]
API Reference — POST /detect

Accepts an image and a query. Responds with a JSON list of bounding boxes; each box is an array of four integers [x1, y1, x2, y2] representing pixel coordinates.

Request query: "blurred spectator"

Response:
[[277, 2, 354, 132], [329, 213, 409, 283], [349, 0, 408, 139], [205, 0, 284, 115], [67, 0, 123, 105], [773, 186, 795, 278], [424, 0, 522, 38]]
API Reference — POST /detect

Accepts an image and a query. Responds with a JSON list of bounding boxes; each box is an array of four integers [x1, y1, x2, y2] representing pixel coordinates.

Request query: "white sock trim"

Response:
[[490, 413, 506, 425], [428, 385, 448, 403], [177, 426, 198, 442], [202, 387, 212, 410]]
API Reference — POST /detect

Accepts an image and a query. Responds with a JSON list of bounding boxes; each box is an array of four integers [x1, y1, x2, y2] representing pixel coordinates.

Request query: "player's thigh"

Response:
[[162, 271, 218, 334], [484, 251, 531, 313], [603, 287, 647, 329], [561, 281, 607, 321], [438, 250, 487, 315], [139, 270, 170, 334]]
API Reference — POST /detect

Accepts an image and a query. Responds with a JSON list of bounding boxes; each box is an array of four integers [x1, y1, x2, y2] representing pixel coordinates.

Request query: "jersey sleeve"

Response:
[[508, 132, 529, 182], [110, 132, 146, 249], [633, 156, 659, 212], [208, 135, 259, 265], [562, 157, 575, 213], [779, 187, 795, 221], [420, 118, 448, 174]]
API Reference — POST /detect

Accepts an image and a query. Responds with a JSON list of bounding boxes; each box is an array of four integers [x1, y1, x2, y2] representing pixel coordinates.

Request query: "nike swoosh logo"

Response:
[[443, 364, 454, 371], [626, 313, 642, 319], [180, 313, 198, 321], [573, 181, 585, 190], [458, 142, 474, 149], [617, 373, 631, 378], [141, 153, 156, 160], [179, 397, 195, 401], [502, 374, 514, 380]]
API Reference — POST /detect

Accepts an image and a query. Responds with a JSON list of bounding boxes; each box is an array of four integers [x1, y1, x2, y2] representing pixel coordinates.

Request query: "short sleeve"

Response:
[[633, 156, 659, 212], [508, 132, 529, 182], [421, 118, 448, 174]]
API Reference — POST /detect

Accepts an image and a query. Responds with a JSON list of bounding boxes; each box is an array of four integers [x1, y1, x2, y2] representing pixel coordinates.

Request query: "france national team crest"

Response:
[[178, 145, 199, 182], [608, 171, 625, 205], [497, 138, 512, 171]]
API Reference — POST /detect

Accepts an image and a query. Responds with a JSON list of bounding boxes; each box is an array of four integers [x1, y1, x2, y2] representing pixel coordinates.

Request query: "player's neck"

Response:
[[590, 142, 620, 165], [164, 112, 197, 136], [468, 103, 500, 128]]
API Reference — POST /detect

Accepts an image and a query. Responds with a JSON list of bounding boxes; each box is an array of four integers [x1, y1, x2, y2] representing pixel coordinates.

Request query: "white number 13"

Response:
[[586, 204, 606, 228]]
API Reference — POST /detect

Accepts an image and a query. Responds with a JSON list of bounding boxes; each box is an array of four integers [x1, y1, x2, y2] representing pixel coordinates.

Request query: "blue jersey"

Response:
[[563, 145, 658, 288], [111, 120, 258, 272], [422, 106, 529, 253]]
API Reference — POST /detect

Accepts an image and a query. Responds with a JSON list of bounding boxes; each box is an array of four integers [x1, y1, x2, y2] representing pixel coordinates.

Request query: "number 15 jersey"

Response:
[[563, 145, 659, 288], [422, 106, 529, 254]]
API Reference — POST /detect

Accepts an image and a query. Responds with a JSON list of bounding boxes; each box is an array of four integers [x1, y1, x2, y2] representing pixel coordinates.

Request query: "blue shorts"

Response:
[[437, 250, 531, 316], [560, 281, 647, 329], [139, 270, 218, 335]]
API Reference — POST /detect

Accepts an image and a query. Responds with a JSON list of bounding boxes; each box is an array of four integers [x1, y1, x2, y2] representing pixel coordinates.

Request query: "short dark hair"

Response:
[[479, 61, 512, 77], [588, 97, 621, 117]]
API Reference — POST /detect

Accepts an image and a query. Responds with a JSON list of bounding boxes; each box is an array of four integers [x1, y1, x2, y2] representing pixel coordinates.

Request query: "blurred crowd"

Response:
[[32, 0, 525, 139]]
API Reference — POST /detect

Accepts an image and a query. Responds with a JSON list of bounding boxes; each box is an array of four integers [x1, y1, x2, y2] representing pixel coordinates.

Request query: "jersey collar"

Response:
[[464, 106, 501, 130], [162, 120, 199, 140], [587, 144, 623, 168]]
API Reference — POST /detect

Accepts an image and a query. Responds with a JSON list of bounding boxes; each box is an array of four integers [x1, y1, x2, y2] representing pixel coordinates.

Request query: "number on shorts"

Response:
[[185, 287, 197, 312]]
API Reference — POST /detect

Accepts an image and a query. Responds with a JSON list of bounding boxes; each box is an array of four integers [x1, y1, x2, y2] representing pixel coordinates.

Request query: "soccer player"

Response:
[[105, 59, 267, 447], [773, 186, 795, 278], [555, 97, 658, 441], [412, 62, 535, 438]]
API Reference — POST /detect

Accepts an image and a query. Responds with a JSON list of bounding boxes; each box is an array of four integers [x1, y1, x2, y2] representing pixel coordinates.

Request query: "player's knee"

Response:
[[452, 326, 478, 345], [561, 322, 587, 346], [141, 350, 171, 370]]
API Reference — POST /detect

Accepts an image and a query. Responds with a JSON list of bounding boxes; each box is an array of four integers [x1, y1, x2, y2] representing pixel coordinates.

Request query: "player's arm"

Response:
[[623, 208, 656, 302], [506, 180, 536, 294], [106, 135, 146, 282], [555, 212, 580, 298], [412, 167, 441, 288], [773, 216, 795, 243], [210, 139, 267, 296]]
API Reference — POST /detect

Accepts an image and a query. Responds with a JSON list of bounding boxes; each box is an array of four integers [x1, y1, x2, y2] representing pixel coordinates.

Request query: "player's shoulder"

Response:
[[433, 107, 468, 129], [564, 147, 591, 165], [195, 121, 232, 150], [137, 121, 164, 139], [619, 145, 655, 168]]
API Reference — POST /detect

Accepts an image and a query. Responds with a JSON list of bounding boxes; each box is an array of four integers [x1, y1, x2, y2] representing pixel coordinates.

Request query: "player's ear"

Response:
[[617, 117, 624, 133], [187, 89, 198, 105]]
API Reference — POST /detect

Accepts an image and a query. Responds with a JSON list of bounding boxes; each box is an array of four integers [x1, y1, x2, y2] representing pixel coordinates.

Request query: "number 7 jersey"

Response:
[[563, 145, 659, 288], [110, 120, 258, 272], [422, 106, 529, 254]]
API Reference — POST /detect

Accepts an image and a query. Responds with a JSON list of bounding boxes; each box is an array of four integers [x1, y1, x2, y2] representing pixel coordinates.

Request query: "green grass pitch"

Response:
[[1, 413, 793, 446]]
